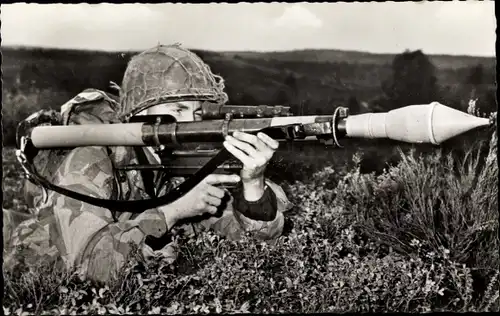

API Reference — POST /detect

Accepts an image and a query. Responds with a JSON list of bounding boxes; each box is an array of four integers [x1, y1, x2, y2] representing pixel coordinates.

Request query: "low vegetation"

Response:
[[3, 111, 497, 315], [2, 46, 497, 314]]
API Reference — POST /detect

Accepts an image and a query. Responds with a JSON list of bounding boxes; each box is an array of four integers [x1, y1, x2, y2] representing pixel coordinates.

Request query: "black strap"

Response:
[[22, 139, 232, 213]]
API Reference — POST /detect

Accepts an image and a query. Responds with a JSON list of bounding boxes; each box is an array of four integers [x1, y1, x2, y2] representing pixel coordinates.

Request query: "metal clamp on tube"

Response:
[[142, 116, 179, 148], [153, 116, 164, 151], [332, 106, 349, 148]]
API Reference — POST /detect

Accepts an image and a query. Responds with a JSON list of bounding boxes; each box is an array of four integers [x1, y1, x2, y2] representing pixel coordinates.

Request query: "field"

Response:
[[2, 46, 499, 314]]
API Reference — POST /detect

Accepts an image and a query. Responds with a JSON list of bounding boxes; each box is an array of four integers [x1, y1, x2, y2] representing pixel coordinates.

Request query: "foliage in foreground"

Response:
[[3, 116, 498, 315]]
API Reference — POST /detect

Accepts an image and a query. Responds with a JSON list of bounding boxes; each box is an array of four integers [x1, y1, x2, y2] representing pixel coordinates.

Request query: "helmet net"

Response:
[[119, 43, 228, 121]]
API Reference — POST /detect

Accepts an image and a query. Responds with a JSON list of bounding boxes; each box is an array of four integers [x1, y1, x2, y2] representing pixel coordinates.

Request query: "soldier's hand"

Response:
[[223, 131, 279, 182], [170, 174, 241, 220]]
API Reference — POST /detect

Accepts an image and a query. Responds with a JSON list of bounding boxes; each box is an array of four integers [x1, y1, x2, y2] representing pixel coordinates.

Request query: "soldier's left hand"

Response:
[[223, 131, 279, 181]]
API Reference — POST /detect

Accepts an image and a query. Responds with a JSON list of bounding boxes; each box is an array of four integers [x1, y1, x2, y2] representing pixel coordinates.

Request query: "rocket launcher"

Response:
[[16, 101, 491, 212], [28, 101, 491, 147]]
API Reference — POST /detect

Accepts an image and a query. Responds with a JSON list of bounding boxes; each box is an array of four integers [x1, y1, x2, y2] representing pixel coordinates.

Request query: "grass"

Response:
[[1, 46, 497, 313], [3, 109, 498, 314]]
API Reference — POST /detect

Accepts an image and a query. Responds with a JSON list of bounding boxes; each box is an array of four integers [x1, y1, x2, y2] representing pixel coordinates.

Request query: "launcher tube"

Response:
[[31, 116, 337, 149], [30, 123, 146, 148]]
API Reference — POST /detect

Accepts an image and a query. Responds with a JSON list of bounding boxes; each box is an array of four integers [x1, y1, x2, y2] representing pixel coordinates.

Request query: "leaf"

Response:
[[239, 301, 250, 313], [166, 302, 179, 314], [137, 274, 143, 287], [201, 305, 210, 314], [98, 288, 106, 298], [106, 304, 118, 314], [59, 286, 69, 294], [214, 298, 222, 313], [149, 307, 161, 314]]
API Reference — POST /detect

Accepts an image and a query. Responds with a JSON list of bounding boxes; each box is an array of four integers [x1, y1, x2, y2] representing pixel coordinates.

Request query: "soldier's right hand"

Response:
[[170, 174, 241, 221]]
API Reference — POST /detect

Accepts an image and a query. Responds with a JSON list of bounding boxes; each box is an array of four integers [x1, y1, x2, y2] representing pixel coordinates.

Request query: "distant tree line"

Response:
[[226, 50, 496, 117], [265, 50, 496, 117], [3, 47, 496, 118]]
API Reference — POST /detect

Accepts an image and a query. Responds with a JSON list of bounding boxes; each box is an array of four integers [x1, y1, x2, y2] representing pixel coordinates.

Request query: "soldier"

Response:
[[4, 44, 293, 283]]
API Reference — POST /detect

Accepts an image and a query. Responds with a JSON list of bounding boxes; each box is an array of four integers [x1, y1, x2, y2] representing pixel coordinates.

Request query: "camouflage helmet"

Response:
[[119, 43, 228, 121]]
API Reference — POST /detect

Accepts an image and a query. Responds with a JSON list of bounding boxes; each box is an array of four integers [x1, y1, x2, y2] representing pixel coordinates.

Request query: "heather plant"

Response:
[[5, 122, 498, 314], [2, 45, 497, 314], [333, 111, 498, 310], [3, 103, 497, 314], [5, 193, 496, 314]]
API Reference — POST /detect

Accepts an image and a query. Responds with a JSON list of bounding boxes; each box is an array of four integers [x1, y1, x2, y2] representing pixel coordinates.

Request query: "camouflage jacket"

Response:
[[4, 89, 293, 283]]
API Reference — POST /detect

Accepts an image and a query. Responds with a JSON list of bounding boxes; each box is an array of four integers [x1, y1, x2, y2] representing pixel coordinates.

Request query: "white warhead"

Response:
[[345, 102, 490, 145]]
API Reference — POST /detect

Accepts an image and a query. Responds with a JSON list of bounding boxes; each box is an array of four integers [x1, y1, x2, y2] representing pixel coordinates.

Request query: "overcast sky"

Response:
[[1, 2, 496, 56]]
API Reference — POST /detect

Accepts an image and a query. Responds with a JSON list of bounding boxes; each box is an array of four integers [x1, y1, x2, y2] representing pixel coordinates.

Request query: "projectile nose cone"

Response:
[[431, 102, 490, 144]]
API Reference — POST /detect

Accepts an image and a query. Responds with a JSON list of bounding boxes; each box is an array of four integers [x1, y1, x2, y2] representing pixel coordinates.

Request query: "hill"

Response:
[[2, 46, 495, 109], [1, 46, 495, 124], [217, 48, 496, 69]]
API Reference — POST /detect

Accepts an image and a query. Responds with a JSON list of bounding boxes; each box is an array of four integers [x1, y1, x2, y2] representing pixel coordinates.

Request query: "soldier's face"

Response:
[[146, 101, 203, 122]]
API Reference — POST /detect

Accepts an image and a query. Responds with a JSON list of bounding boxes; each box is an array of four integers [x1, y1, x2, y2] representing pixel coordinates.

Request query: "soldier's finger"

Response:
[[206, 185, 226, 199], [205, 173, 241, 185], [226, 135, 259, 158], [232, 131, 268, 153], [223, 141, 254, 166], [203, 195, 222, 207], [206, 205, 218, 214], [232, 131, 258, 144], [257, 132, 280, 150]]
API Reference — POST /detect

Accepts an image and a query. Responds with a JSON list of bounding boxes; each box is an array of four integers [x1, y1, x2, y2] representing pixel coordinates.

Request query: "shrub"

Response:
[[2, 87, 71, 147], [3, 104, 497, 313], [109, 230, 491, 314], [2, 148, 29, 215], [5, 194, 497, 314], [333, 115, 498, 309]]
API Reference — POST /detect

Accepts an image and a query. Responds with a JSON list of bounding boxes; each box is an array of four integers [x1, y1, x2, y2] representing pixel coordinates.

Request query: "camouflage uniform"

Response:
[[4, 45, 292, 284]]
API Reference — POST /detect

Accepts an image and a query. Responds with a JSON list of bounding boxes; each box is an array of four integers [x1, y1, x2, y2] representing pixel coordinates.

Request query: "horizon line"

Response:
[[2, 44, 495, 59]]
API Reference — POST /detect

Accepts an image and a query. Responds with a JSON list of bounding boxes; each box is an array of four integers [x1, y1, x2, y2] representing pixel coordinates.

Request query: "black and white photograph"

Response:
[[1, 1, 497, 314]]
